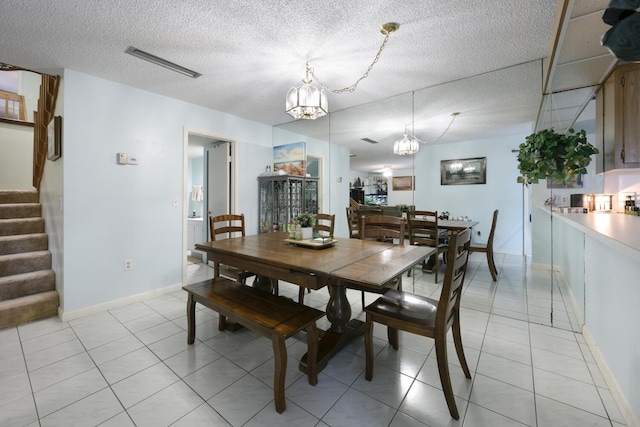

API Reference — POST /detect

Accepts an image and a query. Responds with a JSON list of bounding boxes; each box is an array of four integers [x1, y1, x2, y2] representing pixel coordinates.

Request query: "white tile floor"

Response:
[[0, 253, 628, 426]]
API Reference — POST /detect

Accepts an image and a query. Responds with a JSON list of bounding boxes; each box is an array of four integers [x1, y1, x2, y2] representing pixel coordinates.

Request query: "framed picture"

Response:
[[392, 175, 414, 191], [47, 116, 62, 161], [441, 157, 486, 185], [273, 141, 306, 176]]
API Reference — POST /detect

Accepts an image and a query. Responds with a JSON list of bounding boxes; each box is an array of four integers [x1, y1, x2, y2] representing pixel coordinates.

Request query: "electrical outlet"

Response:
[[561, 195, 568, 204], [124, 259, 132, 271]]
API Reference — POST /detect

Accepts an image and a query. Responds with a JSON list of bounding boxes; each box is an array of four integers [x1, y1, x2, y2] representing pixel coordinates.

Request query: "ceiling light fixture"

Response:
[[393, 112, 460, 156], [125, 46, 202, 79], [286, 22, 399, 120], [393, 126, 421, 156]]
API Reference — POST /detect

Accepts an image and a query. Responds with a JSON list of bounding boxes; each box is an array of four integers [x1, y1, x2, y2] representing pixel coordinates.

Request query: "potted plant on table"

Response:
[[295, 212, 316, 239]]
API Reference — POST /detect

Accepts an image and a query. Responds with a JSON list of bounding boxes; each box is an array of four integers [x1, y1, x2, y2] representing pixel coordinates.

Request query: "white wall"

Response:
[[413, 135, 524, 254], [56, 69, 272, 315], [0, 122, 34, 190]]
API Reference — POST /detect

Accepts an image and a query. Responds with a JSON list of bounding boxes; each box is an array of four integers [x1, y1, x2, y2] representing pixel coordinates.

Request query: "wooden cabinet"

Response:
[[599, 63, 640, 170], [258, 175, 318, 232], [350, 188, 364, 204]]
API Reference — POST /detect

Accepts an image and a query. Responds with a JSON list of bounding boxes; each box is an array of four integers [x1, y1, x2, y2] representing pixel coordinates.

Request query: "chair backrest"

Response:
[[314, 213, 335, 236], [360, 215, 405, 244], [346, 207, 359, 238], [209, 214, 246, 241], [487, 209, 498, 248], [406, 210, 440, 247], [437, 228, 472, 333]]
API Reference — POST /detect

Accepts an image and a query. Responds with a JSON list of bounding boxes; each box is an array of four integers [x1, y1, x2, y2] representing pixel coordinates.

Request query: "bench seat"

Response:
[[183, 278, 324, 413]]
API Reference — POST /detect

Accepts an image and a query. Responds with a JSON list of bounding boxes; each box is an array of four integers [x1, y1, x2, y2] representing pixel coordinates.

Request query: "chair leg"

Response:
[[298, 287, 305, 304], [434, 335, 460, 420], [364, 314, 374, 381], [487, 249, 498, 281], [387, 326, 399, 350], [361, 291, 366, 311], [452, 313, 471, 379]]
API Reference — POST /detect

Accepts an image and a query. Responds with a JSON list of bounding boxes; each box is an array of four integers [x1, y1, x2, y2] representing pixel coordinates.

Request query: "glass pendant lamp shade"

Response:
[[393, 132, 420, 155], [286, 77, 328, 120]]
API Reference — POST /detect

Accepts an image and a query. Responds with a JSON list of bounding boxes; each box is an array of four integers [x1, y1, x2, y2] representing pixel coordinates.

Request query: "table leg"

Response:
[[327, 281, 350, 333], [299, 280, 364, 375]]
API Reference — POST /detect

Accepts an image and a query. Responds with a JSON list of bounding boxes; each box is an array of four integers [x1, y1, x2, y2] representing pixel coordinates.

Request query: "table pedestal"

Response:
[[300, 280, 363, 374]]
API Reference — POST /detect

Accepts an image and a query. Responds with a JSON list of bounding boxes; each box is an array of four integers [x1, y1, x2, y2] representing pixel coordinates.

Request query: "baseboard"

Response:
[[583, 325, 639, 427], [58, 283, 184, 322]]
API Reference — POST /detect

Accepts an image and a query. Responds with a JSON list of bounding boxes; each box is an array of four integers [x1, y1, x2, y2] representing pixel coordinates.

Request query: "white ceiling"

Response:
[[1, 0, 616, 172]]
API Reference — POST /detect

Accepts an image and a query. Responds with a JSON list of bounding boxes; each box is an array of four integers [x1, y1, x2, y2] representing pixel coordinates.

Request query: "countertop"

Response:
[[539, 207, 640, 261]]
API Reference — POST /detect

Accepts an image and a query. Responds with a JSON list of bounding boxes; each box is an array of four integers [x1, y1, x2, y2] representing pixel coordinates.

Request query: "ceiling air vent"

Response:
[[361, 138, 379, 144]]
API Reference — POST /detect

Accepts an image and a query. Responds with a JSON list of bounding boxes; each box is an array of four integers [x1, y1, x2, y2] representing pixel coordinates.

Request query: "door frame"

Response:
[[182, 128, 237, 284]]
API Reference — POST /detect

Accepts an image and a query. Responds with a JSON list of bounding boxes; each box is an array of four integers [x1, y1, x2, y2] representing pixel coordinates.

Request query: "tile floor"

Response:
[[0, 253, 628, 426]]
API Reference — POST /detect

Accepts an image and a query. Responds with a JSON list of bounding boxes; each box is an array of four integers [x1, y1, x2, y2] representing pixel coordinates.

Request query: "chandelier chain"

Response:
[[429, 112, 460, 144], [307, 33, 392, 94]]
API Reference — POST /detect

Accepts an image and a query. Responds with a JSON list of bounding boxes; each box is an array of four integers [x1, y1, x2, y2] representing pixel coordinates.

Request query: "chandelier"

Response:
[[393, 112, 460, 156], [393, 127, 421, 156], [286, 23, 399, 120]]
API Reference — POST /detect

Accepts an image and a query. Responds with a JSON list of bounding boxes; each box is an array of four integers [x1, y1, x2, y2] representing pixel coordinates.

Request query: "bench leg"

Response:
[[218, 315, 227, 331], [305, 324, 319, 386], [272, 335, 287, 413], [187, 293, 196, 345]]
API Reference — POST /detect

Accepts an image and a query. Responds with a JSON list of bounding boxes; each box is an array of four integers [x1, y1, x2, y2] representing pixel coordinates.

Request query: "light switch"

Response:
[[117, 153, 128, 165]]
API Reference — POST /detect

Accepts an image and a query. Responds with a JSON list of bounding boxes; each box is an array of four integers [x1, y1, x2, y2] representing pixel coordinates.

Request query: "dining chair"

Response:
[[406, 210, 449, 283], [298, 213, 336, 303], [469, 209, 499, 281], [209, 214, 256, 286], [313, 213, 335, 237], [346, 206, 360, 238], [364, 228, 473, 420], [353, 215, 404, 309]]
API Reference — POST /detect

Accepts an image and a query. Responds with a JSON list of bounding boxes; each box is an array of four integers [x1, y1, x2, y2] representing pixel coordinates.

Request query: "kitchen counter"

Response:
[[545, 209, 640, 262], [535, 207, 640, 424]]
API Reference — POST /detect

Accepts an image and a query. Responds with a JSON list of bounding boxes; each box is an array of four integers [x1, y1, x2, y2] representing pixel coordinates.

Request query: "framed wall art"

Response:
[[273, 141, 306, 176], [441, 157, 486, 185], [47, 116, 62, 161], [392, 175, 414, 191]]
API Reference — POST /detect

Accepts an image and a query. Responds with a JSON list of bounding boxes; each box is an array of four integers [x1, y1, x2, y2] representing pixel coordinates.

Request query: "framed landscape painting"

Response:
[[441, 157, 486, 185]]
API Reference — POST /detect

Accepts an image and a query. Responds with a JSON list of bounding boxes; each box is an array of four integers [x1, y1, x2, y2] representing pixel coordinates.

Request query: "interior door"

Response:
[[206, 141, 231, 220]]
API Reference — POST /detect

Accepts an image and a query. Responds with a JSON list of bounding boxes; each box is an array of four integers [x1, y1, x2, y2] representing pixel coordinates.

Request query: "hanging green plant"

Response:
[[516, 128, 599, 185]]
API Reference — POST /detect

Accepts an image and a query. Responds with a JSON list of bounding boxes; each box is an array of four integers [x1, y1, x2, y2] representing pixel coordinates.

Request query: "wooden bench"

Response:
[[183, 278, 324, 413]]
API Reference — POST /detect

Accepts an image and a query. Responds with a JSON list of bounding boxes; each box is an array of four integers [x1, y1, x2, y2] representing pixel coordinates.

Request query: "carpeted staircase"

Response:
[[0, 190, 59, 329]]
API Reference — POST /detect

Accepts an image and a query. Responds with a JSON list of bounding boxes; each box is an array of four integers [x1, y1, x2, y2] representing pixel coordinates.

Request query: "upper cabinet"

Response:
[[598, 63, 640, 170]]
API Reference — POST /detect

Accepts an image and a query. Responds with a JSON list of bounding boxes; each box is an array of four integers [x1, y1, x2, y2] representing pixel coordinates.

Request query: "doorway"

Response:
[[183, 131, 235, 279]]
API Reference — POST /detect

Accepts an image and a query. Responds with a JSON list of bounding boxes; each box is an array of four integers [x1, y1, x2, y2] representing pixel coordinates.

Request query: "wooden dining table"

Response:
[[195, 231, 435, 374], [439, 219, 479, 231]]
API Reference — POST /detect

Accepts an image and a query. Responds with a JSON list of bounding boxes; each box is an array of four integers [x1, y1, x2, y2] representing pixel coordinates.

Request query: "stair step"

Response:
[[0, 190, 39, 204], [0, 270, 55, 301], [0, 251, 51, 277], [0, 290, 59, 329], [0, 203, 42, 219], [0, 233, 48, 255], [0, 218, 45, 236]]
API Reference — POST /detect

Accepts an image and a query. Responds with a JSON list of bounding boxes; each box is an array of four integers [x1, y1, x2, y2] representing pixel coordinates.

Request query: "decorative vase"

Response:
[[301, 227, 313, 240]]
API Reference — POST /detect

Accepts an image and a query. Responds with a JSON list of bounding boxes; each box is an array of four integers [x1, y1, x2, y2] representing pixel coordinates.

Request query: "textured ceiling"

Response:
[[1, 0, 614, 172]]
